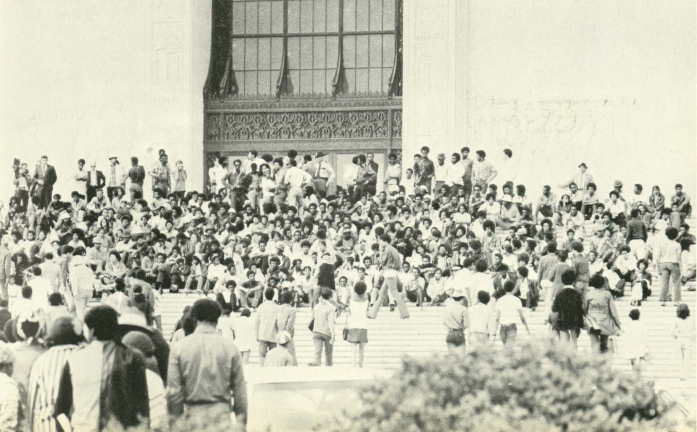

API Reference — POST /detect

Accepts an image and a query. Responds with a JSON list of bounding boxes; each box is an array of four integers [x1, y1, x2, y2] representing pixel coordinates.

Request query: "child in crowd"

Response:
[[630, 259, 652, 306], [347, 281, 369, 367], [234, 308, 255, 365], [672, 304, 695, 381], [620, 309, 650, 379]]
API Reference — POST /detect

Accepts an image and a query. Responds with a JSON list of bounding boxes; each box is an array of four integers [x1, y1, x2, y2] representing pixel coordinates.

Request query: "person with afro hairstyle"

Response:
[[166, 299, 248, 429], [656, 226, 683, 306]]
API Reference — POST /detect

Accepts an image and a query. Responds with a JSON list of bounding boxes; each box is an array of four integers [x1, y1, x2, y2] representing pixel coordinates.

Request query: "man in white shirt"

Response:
[[107, 156, 127, 201], [284, 160, 313, 217], [468, 290, 493, 346], [312, 152, 336, 199], [27, 266, 52, 310], [493, 280, 530, 346], [496, 148, 517, 189], [343, 156, 359, 197], [445, 153, 465, 197], [628, 184, 649, 209], [470, 259, 494, 301], [559, 162, 593, 191], [433, 153, 448, 193]]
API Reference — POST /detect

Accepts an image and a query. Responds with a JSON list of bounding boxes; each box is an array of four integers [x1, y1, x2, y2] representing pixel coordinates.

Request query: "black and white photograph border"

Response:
[[0, 0, 695, 431]]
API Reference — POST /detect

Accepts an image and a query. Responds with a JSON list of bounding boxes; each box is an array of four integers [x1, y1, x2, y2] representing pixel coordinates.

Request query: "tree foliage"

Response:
[[321, 338, 677, 432]]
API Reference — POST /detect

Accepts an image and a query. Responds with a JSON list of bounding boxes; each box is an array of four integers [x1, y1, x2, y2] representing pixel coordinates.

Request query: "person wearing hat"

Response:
[[27, 315, 82, 432], [443, 286, 470, 354], [86, 161, 106, 204], [434, 152, 448, 193], [495, 195, 521, 230], [471, 150, 497, 195], [559, 162, 593, 191], [263, 330, 294, 367], [106, 156, 127, 202]]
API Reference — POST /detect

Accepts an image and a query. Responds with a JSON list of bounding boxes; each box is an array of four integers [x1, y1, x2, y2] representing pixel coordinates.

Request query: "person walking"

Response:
[[276, 291, 297, 366], [551, 269, 584, 349], [672, 303, 695, 381], [492, 280, 530, 347], [468, 291, 493, 346], [255, 289, 279, 366], [620, 309, 650, 379], [311, 288, 336, 366], [443, 288, 470, 354], [166, 299, 248, 430], [67, 248, 96, 323], [54, 306, 150, 432], [368, 234, 409, 319], [28, 315, 82, 432], [584, 275, 622, 357]]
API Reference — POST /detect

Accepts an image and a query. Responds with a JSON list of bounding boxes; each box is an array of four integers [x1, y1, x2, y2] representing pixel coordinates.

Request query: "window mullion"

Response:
[[275, 0, 290, 98], [331, 0, 345, 97]]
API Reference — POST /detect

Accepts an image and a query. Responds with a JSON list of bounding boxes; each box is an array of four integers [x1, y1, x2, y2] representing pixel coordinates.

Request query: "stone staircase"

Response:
[[153, 217, 696, 411]]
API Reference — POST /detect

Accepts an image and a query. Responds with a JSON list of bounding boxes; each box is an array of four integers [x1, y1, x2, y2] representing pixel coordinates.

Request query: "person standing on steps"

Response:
[[492, 280, 530, 347], [551, 269, 584, 350], [368, 234, 409, 320], [310, 288, 336, 367], [443, 287, 470, 354], [255, 288, 279, 366]]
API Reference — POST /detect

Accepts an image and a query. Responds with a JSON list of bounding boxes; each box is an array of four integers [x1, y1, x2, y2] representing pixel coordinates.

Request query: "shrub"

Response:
[[321, 338, 676, 432]]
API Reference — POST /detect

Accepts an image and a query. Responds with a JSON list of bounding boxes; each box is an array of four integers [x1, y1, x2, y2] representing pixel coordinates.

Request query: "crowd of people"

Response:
[[0, 146, 695, 431]]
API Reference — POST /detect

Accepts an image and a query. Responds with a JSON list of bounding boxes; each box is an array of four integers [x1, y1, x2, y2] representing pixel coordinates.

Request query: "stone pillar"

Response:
[[403, 0, 468, 172]]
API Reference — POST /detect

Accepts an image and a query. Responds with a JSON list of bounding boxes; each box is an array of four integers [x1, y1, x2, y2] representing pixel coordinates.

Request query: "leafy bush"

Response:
[[321, 337, 677, 432]]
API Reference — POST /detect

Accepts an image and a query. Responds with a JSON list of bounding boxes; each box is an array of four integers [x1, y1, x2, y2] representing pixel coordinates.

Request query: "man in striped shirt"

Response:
[[28, 315, 82, 432]]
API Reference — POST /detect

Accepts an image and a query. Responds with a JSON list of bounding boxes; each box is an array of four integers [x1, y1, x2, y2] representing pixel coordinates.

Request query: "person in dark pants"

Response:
[[128, 157, 146, 204], [86, 162, 106, 203], [444, 288, 469, 354], [551, 269, 585, 350], [32, 155, 57, 209]]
